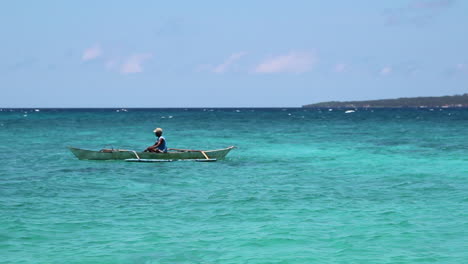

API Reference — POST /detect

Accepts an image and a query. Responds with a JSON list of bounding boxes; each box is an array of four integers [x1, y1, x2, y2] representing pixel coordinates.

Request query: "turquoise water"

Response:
[[0, 108, 467, 263]]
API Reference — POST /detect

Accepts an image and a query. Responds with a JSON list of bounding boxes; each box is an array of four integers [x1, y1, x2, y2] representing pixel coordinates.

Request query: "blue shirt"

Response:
[[156, 136, 167, 152]]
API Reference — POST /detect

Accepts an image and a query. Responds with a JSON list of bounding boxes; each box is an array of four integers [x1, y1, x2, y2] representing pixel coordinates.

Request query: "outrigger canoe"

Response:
[[68, 146, 235, 162]]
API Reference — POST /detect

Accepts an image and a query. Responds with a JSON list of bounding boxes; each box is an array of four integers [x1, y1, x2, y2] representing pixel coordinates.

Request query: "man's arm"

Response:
[[153, 138, 162, 148], [144, 139, 162, 152]]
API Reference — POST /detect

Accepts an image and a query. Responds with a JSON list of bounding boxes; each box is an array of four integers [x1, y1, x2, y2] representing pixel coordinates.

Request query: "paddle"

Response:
[[200, 151, 210, 160], [131, 151, 141, 160]]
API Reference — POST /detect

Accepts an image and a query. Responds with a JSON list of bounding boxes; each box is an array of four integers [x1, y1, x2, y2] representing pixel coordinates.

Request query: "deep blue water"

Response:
[[0, 108, 467, 263]]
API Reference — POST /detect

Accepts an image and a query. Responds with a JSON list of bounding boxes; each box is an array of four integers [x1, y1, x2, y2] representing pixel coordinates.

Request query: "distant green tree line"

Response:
[[303, 94, 468, 108]]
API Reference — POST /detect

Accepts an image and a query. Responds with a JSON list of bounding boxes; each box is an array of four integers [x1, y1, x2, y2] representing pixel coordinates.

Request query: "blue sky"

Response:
[[1, 0, 467, 107]]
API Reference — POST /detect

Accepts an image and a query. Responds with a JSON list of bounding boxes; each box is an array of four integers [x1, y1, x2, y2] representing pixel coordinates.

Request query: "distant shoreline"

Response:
[[303, 94, 468, 108]]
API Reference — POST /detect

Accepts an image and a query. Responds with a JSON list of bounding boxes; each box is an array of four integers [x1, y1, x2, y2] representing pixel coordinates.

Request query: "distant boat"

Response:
[[345, 110, 355, 113], [68, 146, 235, 162]]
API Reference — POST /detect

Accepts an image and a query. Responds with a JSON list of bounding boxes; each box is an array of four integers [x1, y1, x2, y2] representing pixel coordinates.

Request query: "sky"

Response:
[[0, 0, 467, 107]]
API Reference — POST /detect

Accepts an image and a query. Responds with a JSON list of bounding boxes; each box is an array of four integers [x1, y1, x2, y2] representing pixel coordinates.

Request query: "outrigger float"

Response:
[[68, 146, 235, 162]]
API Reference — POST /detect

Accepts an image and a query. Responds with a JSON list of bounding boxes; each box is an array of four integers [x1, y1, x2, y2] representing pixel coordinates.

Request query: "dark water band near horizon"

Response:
[[0, 108, 467, 263]]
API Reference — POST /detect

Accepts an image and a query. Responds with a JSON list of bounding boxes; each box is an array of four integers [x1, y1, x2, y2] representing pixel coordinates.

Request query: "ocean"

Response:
[[0, 108, 467, 263]]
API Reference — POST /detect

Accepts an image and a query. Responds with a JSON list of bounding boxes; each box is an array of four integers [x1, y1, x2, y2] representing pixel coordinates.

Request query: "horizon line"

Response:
[[0, 106, 304, 109]]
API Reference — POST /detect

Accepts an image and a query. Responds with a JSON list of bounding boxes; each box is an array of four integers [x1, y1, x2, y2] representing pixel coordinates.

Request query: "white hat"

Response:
[[153, 128, 163, 133]]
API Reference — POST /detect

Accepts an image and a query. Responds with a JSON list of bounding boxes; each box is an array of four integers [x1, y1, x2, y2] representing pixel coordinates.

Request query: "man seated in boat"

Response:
[[144, 128, 168, 153]]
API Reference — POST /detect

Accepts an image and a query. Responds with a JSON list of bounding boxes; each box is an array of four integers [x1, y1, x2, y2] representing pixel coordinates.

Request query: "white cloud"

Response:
[[253, 51, 317, 74], [82, 44, 102, 61], [455, 63, 467, 71], [120, 53, 153, 74], [213, 52, 247, 73], [380, 66, 393, 75], [334, 63, 347, 73]]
